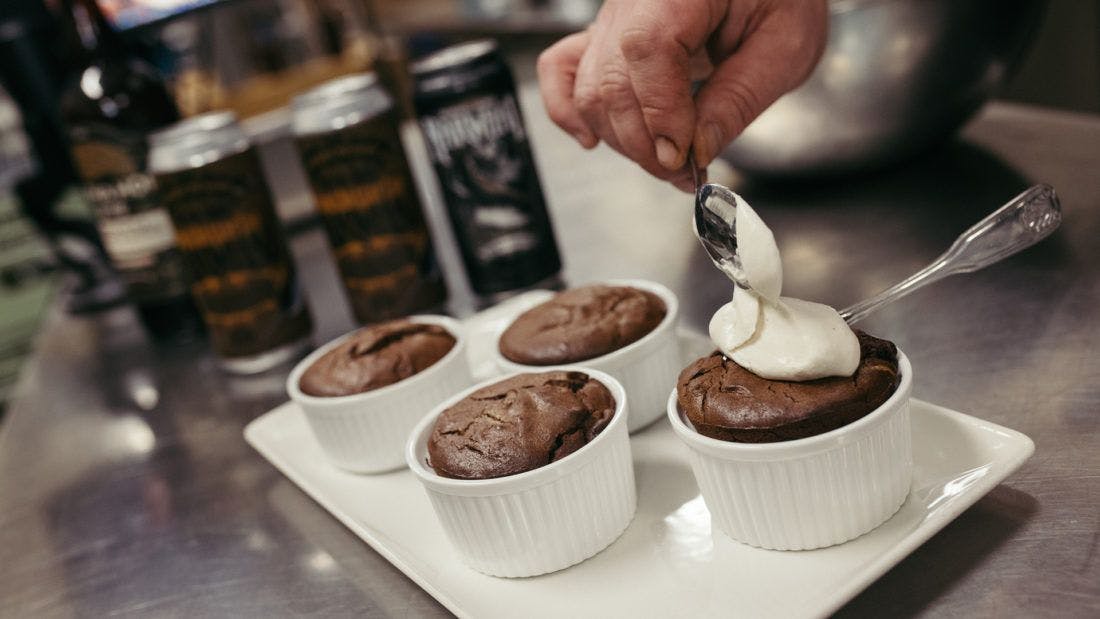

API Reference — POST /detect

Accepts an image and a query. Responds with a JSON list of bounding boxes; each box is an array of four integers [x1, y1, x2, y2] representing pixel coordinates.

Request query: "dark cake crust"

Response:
[[427, 371, 615, 480], [676, 331, 900, 443], [499, 285, 666, 365], [299, 320, 455, 397]]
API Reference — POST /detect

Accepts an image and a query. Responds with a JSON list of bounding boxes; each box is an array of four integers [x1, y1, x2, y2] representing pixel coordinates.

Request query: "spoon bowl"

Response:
[[691, 161, 754, 290]]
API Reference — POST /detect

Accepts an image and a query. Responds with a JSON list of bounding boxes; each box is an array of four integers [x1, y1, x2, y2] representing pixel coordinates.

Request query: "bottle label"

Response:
[[70, 124, 189, 302], [86, 174, 175, 262], [418, 94, 560, 294], [297, 115, 446, 324], [420, 95, 527, 166], [153, 148, 311, 359]]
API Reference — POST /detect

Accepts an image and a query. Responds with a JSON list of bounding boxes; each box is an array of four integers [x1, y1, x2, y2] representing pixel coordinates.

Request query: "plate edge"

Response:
[[244, 403, 472, 619], [243, 397, 1036, 619], [813, 399, 1036, 618]]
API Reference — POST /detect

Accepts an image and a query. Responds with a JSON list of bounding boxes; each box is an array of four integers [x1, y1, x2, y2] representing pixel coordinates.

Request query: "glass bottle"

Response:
[[58, 0, 204, 342]]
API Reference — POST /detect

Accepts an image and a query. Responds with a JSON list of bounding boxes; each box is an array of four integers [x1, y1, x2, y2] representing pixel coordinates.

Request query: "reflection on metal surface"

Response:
[[306, 550, 338, 573], [222, 364, 303, 400], [265, 480, 451, 617], [246, 529, 274, 552], [124, 370, 160, 411], [80, 66, 104, 100], [724, 0, 1044, 176], [113, 414, 156, 455]]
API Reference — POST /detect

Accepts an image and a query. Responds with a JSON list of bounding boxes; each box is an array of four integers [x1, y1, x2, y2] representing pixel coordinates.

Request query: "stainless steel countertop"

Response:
[[2, 58, 1099, 616]]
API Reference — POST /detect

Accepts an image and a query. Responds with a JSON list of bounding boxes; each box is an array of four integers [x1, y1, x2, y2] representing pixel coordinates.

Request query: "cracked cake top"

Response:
[[498, 285, 667, 365], [298, 319, 456, 397], [676, 331, 900, 443], [426, 371, 615, 480]]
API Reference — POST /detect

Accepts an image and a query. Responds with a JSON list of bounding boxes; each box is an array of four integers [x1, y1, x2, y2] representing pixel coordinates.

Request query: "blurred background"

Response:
[[0, 0, 1097, 413]]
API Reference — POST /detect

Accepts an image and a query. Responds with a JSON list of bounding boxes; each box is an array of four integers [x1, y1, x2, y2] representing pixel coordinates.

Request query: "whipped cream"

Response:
[[708, 194, 859, 381]]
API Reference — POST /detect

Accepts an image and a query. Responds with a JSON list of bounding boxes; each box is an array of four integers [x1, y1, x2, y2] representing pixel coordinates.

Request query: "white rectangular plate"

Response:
[[245, 297, 1033, 618]]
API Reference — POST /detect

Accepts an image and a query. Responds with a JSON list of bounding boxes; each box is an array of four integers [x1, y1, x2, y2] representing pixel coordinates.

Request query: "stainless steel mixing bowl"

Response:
[[721, 0, 1044, 177]]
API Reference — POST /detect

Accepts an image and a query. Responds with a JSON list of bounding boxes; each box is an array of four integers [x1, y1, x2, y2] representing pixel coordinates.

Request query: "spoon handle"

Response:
[[839, 184, 1061, 324]]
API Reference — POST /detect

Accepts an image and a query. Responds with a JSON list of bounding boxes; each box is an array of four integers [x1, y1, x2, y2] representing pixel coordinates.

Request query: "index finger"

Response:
[[537, 31, 598, 148]]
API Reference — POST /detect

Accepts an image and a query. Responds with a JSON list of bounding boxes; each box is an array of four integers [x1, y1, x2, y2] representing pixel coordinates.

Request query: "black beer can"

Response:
[[148, 112, 313, 374], [411, 40, 563, 300], [292, 73, 448, 324]]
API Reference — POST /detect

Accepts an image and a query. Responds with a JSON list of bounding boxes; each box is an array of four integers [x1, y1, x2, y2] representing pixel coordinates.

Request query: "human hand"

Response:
[[537, 0, 828, 191]]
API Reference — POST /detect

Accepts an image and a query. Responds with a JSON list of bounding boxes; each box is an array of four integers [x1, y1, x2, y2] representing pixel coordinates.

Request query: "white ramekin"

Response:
[[491, 279, 681, 433], [405, 367, 636, 577], [287, 315, 473, 474], [668, 351, 913, 551]]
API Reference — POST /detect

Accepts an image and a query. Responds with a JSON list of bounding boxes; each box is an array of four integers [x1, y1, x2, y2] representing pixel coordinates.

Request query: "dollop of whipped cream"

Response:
[[708, 193, 859, 381]]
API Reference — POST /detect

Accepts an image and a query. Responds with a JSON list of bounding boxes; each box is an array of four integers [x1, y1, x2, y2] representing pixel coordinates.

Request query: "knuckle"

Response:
[[619, 25, 659, 62], [573, 81, 601, 116], [596, 67, 633, 108], [638, 99, 676, 120]]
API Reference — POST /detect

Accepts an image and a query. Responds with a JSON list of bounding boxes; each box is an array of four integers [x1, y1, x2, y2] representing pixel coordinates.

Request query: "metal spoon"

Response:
[[838, 183, 1061, 323], [690, 155, 752, 289], [692, 179, 1062, 324]]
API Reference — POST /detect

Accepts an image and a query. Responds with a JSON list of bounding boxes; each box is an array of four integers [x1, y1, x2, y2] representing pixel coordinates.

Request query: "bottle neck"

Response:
[[61, 0, 127, 60]]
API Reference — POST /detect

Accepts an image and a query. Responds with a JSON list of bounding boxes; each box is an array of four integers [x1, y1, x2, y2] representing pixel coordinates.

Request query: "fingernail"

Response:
[[655, 136, 681, 170], [573, 131, 597, 149]]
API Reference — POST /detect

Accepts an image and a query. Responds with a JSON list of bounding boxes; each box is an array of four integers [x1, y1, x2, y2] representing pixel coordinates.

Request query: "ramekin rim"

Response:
[[667, 349, 912, 458], [490, 278, 680, 370], [286, 314, 466, 407], [404, 366, 628, 494]]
